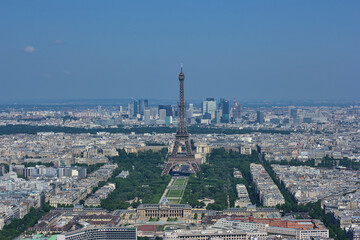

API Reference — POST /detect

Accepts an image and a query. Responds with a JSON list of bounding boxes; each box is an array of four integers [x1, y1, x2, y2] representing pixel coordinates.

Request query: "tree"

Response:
[[101, 150, 170, 211]]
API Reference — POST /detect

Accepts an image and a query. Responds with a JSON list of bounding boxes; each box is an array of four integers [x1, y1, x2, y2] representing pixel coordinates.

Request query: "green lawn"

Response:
[[169, 199, 180, 204], [172, 179, 187, 186], [166, 189, 183, 198]]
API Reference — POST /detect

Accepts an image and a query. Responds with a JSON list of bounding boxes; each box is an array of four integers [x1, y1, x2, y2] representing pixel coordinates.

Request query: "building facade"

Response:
[[223, 205, 281, 218], [137, 203, 192, 219], [163, 229, 267, 240], [57, 227, 137, 240]]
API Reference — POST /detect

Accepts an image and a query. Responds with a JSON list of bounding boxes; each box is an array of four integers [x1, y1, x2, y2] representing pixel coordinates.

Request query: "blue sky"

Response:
[[0, 1, 359, 103]]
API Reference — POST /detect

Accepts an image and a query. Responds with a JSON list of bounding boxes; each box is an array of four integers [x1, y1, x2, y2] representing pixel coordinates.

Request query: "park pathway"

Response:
[[159, 176, 188, 204]]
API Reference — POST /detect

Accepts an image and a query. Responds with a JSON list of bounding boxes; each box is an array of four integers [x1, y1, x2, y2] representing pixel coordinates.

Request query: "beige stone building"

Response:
[[223, 205, 281, 218], [137, 202, 192, 220]]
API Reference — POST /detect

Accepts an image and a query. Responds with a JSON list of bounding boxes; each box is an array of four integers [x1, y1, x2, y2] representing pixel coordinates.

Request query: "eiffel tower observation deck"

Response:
[[161, 66, 200, 176]]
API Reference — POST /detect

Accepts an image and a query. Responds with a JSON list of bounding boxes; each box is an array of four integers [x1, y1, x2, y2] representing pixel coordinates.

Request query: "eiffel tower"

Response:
[[161, 66, 200, 176]]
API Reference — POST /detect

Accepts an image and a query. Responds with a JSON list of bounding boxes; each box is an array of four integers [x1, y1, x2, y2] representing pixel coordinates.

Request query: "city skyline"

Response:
[[1, 2, 360, 240], [1, 1, 360, 103]]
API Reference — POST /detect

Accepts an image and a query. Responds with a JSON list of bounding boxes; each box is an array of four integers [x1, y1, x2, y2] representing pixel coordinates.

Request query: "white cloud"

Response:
[[24, 46, 35, 53]]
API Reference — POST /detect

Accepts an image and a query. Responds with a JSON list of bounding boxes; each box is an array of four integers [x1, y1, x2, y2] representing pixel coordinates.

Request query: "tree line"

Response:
[[0, 204, 52, 240], [270, 156, 360, 171], [262, 157, 350, 240], [0, 124, 293, 136], [100, 149, 170, 211], [71, 162, 105, 174], [181, 148, 261, 210]]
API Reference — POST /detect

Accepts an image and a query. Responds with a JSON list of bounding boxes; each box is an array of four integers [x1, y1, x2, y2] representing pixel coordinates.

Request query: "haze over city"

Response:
[[1, 1, 360, 103], [1, 2, 360, 240]]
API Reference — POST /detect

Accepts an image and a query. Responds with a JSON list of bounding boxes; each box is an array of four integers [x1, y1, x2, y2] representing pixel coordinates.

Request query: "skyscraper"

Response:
[[215, 110, 221, 124], [128, 98, 139, 118], [134, 102, 138, 117], [150, 107, 158, 118], [128, 101, 134, 118], [159, 109, 166, 121], [144, 109, 151, 125], [201, 98, 216, 119], [220, 98, 230, 123], [159, 105, 173, 117], [289, 107, 298, 119], [187, 103, 194, 118], [139, 99, 149, 115], [232, 102, 242, 120], [257, 111, 264, 124]]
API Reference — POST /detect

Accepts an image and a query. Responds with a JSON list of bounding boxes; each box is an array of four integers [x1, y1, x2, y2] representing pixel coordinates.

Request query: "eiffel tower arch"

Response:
[[161, 66, 200, 176]]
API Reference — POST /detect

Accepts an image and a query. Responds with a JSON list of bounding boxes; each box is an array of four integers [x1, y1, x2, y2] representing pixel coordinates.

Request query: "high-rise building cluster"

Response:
[[128, 98, 149, 119], [198, 97, 241, 124], [121, 96, 246, 126]]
